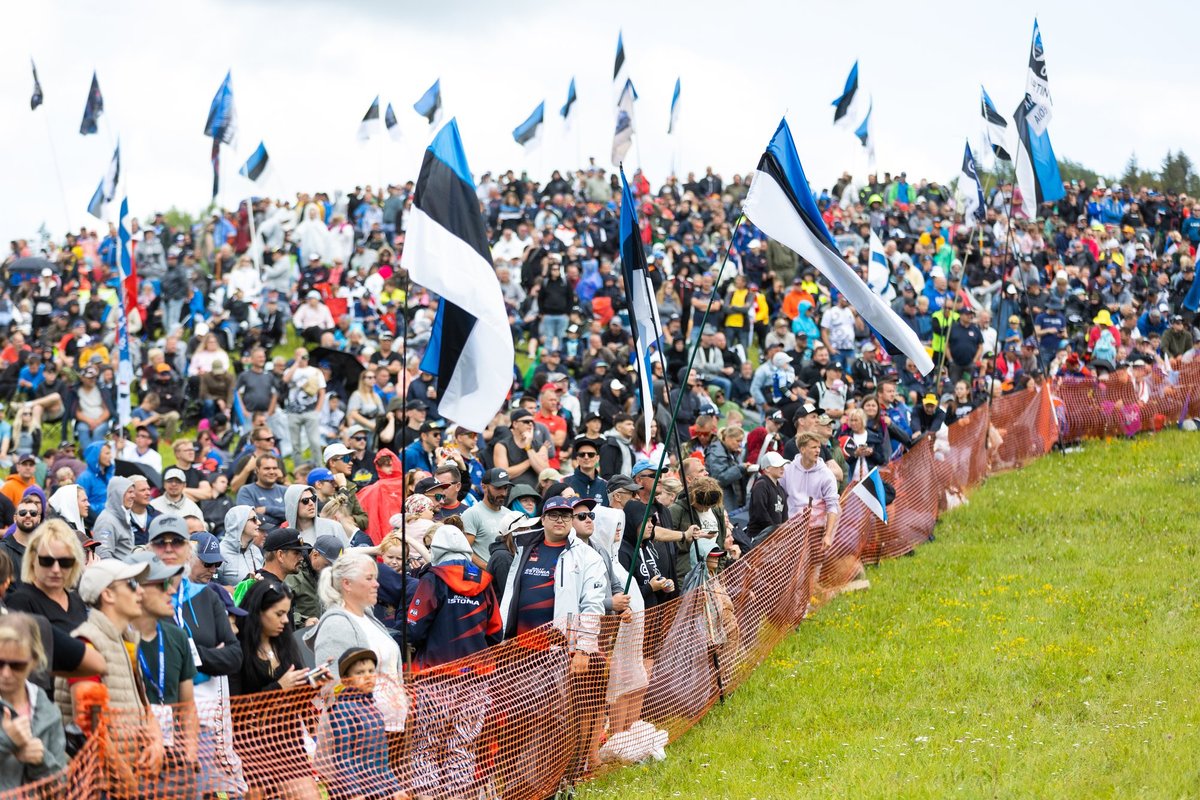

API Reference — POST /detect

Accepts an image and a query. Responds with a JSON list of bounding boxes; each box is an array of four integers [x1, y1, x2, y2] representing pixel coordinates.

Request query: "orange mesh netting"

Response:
[[1, 374, 1190, 800]]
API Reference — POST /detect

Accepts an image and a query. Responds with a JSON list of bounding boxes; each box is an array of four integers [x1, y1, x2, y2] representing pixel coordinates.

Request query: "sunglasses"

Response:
[[337, 455, 354, 463], [258, 436, 276, 443], [117, 577, 141, 592], [15, 510, 40, 518], [152, 537, 188, 549], [351, 436, 367, 442], [0, 659, 30, 673], [576, 452, 598, 459], [37, 555, 76, 569], [573, 512, 595, 521], [299, 495, 317, 505]]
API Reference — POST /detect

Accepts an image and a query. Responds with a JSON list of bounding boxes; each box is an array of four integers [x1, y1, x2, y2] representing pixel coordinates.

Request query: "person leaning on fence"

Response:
[[405, 526, 502, 799]]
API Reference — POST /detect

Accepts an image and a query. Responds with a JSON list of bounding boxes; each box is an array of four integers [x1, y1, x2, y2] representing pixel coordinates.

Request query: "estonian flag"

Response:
[[203, 70, 237, 145], [87, 142, 121, 220], [358, 96, 380, 141], [1025, 19, 1053, 133], [867, 229, 894, 302], [668, 78, 681, 135], [512, 101, 544, 149], [1012, 95, 1066, 220], [30, 60, 43, 111], [116, 198, 137, 427], [239, 142, 271, 183], [619, 166, 663, 444], [80, 71, 103, 135], [414, 79, 443, 127], [743, 118, 933, 375], [385, 103, 402, 141], [613, 31, 626, 85], [560, 78, 578, 127], [612, 78, 638, 166], [959, 141, 986, 226], [406, 119, 514, 431], [831, 61, 866, 130], [981, 86, 1011, 162], [854, 97, 875, 165], [850, 466, 889, 524]]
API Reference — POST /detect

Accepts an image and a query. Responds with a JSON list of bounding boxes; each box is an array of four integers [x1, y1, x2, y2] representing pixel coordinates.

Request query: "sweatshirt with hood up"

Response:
[[92, 476, 134, 561], [284, 484, 350, 548], [78, 441, 114, 515], [218, 505, 264, 587]]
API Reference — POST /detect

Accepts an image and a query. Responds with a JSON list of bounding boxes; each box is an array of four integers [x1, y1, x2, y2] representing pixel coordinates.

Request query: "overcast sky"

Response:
[[4, 0, 1199, 241]]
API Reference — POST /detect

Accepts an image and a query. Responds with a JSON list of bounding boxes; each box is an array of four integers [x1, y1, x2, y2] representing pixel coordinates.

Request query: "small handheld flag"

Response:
[[850, 466, 889, 524], [80, 71, 103, 135], [116, 198, 137, 427], [358, 96, 380, 141], [512, 102, 545, 148], [414, 79, 443, 127], [30, 60, 43, 111], [867, 229, 894, 302]]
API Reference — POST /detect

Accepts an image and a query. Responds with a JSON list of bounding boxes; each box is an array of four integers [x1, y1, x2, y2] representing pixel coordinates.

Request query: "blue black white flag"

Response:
[[116, 198, 135, 427], [80, 71, 103, 135], [959, 140, 986, 225], [613, 32, 626, 85], [87, 142, 121, 219], [620, 167, 662, 444], [1012, 95, 1066, 220], [204, 70, 237, 144], [407, 119, 513, 431], [414, 79, 443, 127], [854, 97, 875, 166], [612, 79, 638, 166], [743, 118, 934, 375], [867, 229, 894, 302], [832, 61, 867, 130], [239, 142, 271, 183], [560, 78, 578, 127], [981, 86, 1011, 162], [385, 103, 402, 141], [668, 78, 681, 135], [30, 60, 43, 111], [1025, 19, 1053, 134], [513, 102, 544, 148], [851, 466, 889, 523], [358, 96, 380, 141]]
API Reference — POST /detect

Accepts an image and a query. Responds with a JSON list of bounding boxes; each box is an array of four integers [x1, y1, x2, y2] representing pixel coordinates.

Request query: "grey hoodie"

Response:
[[93, 476, 134, 561], [283, 484, 349, 548], [218, 505, 263, 587]]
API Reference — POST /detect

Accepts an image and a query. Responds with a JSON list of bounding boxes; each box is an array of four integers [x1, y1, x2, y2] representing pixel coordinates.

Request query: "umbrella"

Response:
[[6, 257, 59, 274], [115, 459, 163, 490], [309, 347, 365, 390]]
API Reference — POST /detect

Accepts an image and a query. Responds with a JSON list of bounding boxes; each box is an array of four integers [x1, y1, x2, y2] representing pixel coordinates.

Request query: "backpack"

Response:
[[1093, 328, 1117, 364]]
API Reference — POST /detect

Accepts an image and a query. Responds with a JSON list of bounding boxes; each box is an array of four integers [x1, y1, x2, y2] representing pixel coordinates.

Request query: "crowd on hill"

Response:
[[0, 159, 1195, 794]]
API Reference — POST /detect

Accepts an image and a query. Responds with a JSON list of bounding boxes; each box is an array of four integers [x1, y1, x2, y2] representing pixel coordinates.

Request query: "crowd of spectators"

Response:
[[0, 158, 1196, 793]]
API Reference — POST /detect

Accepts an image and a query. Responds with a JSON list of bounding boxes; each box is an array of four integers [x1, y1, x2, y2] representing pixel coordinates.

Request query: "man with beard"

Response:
[[0, 488, 45, 584], [461, 468, 514, 567]]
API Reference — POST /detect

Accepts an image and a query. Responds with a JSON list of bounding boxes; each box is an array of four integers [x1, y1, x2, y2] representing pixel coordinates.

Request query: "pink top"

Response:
[[779, 458, 840, 526]]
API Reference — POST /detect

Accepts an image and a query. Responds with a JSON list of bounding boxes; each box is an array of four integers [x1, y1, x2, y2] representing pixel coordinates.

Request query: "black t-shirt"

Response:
[[6, 584, 89, 633], [370, 351, 404, 373]]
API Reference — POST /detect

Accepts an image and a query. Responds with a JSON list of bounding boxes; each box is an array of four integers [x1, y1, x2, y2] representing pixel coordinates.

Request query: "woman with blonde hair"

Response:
[[0, 614, 66, 789], [705, 425, 751, 512], [7, 521, 88, 635], [188, 332, 230, 377], [346, 367, 384, 445]]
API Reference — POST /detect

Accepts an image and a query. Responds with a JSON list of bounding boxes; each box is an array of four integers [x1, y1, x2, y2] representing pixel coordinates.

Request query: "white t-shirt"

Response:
[[462, 503, 512, 562], [821, 305, 857, 351]]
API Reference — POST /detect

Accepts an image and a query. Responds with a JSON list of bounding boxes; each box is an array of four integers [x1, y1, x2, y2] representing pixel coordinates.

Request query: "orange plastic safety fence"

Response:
[[0, 375, 1190, 800]]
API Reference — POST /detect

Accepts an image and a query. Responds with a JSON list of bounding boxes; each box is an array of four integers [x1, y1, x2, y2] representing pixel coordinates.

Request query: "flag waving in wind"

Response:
[[743, 118, 933, 375], [959, 140, 986, 226], [981, 86, 1011, 162], [867, 229, 894, 302], [385, 103, 401, 141], [414, 79, 443, 127], [239, 142, 271, 183], [1025, 19, 1053, 133], [87, 142, 121, 219], [668, 78, 681, 135], [1012, 95, 1066, 220], [30, 60, 43, 111], [513, 102, 544, 149], [612, 79, 638, 166], [854, 97, 876, 166], [851, 466, 889, 524], [358, 96, 380, 141], [80, 71, 103, 135], [204, 71, 237, 199], [613, 31, 627, 85], [116, 198, 137, 426], [560, 78, 578, 126], [406, 119, 513, 431], [619, 167, 663, 445], [832, 61, 867, 130]]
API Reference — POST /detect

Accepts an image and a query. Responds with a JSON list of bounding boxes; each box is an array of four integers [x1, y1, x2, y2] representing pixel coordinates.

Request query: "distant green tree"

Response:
[[163, 206, 198, 231]]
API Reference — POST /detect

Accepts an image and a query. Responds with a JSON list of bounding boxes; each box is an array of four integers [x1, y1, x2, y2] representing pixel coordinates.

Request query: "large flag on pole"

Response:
[[831, 61, 867, 130], [239, 142, 271, 183], [413, 79, 443, 127], [668, 78, 681, 135], [357, 96, 380, 141], [87, 142, 121, 219], [866, 229, 894, 302], [959, 140, 986, 226], [204, 71, 237, 199], [407, 119, 513, 431], [619, 167, 662, 444], [384, 103, 402, 141], [850, 466, 889, 523], [743, 118, 934, 375], [560, 78, 578, 128], [512, 102, 544, 149], [80, 71, 103, 135], [980, 86, 1011, 162], [854, 97, 876, 167], [30, 60, 43, 111], [116, 198, 136, 427], [612, 79, 638, 166], [1012, 96, 1066, 220], [1025, 19, 1053, 134]]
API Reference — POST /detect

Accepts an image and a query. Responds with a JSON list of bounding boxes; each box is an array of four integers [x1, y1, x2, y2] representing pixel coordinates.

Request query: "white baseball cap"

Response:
[[78, 559, 150, 605], [763, 451, 788, 469]]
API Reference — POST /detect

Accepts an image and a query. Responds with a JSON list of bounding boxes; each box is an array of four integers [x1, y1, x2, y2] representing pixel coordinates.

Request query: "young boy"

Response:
[[316, 648, 403, 800]]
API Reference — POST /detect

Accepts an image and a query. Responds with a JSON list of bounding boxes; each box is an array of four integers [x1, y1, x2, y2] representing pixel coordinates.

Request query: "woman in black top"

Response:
[[6, 522, 88, 633]]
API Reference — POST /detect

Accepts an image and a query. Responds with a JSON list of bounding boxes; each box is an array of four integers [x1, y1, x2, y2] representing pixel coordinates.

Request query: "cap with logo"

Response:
[[148, 515, 188, 542], [163, 467, 187, 483], [482, 467, 513, 488], [542, 496, 576, 514], [263, 529, 311, 553], [190, 532, 224, 565], [311, 535, 344, 564], [307, 467, 335, 485], [128, 552, 186, 583]]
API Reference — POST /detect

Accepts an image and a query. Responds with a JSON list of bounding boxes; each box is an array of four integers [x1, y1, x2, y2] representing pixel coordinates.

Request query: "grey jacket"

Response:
[[217, 505, 263, 587], [92, 476, 134, 561], [0, 682, 67, 790], [304, 606, 396, 679], [283, 484, 349, 548]]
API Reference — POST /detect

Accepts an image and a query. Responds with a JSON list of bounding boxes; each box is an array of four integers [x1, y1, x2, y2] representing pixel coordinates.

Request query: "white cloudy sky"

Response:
[[3, 0, 1198, 240]]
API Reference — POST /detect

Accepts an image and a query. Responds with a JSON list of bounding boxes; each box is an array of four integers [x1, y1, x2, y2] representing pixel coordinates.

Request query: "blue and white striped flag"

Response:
[[239, 142, 271, 183], [116, 198, 135, 427], [867, 229, 893, 302], [513, 102, 544, 149], [668, 78, 681, 135], [414, 79, 443, 127], [560, 78, 578, 129]]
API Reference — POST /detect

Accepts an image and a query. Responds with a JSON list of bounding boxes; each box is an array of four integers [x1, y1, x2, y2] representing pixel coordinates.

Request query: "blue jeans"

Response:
[[701, 375, 733, 397], [539, 314, 569, 348], [837, 349, 856, 370], [163, 298, 187, 334], [76, 420, 109, 450]]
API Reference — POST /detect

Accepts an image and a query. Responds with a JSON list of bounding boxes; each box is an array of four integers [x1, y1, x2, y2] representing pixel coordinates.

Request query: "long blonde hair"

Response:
[[23, 520, 85, 589]]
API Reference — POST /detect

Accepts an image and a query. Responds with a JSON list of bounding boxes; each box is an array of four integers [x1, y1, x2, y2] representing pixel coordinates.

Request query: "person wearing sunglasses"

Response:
[[401, 420, 445, 475], [0, 615, 68, 790], [284, 485, 350, 549], [564, 438, 608, 507], [0, 489, 45, 589], [7, 520, 88, 636], [320, 442, 368, 531]]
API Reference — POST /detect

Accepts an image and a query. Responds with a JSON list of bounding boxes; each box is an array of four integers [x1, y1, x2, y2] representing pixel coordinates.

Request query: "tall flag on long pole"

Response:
[[512, 102, 545, 149], [613, 31, 627, 87], [612, 79, 638, 166], [980, 86, 1011, 162], [80, 71, 103, 135], [115, 198, 136, 427], [406, 119, 513, 431], [959, 141, 986, 226], [384, 103, 402, 141], [668, 78, 681, 135], [867, 229, 894, 302], [1012, 96, 1066, 220], [851, 466, 889, 523], [854, 97, 876, 167], [831, 61, 866, 130], [1025, 19, 1053, 134], [30, 60, 43, 111], [239, 142, 271, 183], [560, 78, 578, 128], [743, 118, 933, 375], [413, 79, 443, 127], [357, 96, 380, 141], [87, 142, 121, 219], [203, 71, 237, 199], [619, 166, 662, 445]]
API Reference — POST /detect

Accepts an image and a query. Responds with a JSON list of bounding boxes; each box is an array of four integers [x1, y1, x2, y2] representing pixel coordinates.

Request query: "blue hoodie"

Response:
[[77, 442, 113, 515]]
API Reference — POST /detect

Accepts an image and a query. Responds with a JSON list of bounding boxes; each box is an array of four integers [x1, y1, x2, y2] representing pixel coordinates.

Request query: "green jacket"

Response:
[[285, 564, 322, 628]]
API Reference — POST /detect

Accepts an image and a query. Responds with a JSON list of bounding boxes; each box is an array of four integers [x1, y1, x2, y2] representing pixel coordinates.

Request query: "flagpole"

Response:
[[39, 110, 73, 233], [623, 215, 745, 594], [397, 267, 411, 670]]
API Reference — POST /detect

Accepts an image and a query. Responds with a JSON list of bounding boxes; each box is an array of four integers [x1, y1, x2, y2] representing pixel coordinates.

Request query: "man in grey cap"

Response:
[[286, 535, 342, 628], [152, 468, 203, 519]]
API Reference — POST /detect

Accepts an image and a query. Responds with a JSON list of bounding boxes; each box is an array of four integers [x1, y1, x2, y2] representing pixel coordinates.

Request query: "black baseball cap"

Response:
[[263, 529, 310, 553], [482, 467, 513, 488]]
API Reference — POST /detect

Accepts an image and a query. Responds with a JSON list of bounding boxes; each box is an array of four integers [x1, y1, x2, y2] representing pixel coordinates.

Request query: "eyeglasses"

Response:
[[15, 510, 40, 518], [299, 495, 317, 505], [37, 555, 76, 569], [543, 511, 571, 520], [152, 537, 188, 549], [573, 512, 595, 521], [0, 659, 30, 673]]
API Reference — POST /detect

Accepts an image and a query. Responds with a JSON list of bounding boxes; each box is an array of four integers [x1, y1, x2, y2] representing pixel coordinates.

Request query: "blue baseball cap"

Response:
[[190, 532, 223, 565], [631, 460, 656, 477], [307, 467, 335, 486], [541, 496, 576, 514]]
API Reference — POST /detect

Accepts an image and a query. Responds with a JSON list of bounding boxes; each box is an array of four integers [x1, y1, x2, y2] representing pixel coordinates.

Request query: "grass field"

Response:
[[580, 431, 1200, 799]]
